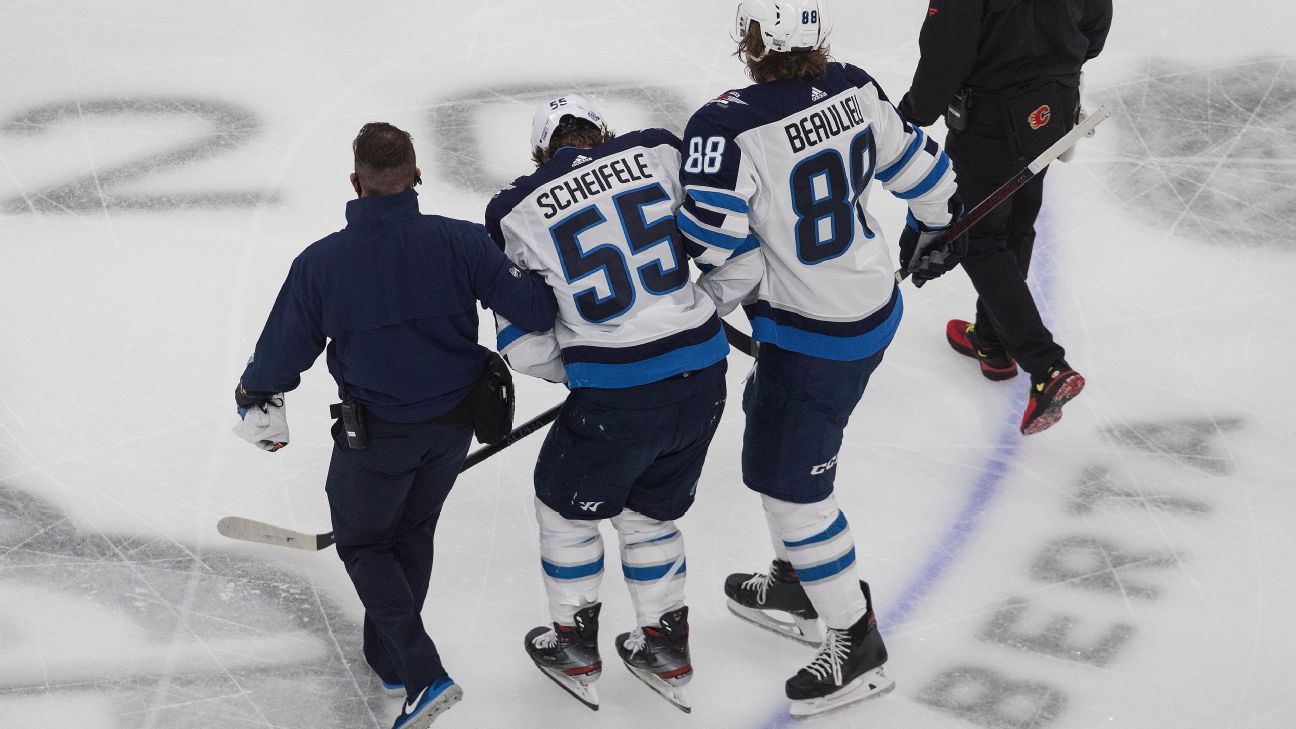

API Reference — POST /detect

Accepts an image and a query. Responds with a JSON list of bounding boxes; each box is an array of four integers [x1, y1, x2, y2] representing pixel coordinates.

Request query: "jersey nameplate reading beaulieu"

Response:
[[536, 152, 654, 219], [785, 94, 867, 153]]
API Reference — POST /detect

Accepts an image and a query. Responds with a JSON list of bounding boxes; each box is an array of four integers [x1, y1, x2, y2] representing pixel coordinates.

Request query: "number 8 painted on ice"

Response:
[[684, 136, 726, 175]]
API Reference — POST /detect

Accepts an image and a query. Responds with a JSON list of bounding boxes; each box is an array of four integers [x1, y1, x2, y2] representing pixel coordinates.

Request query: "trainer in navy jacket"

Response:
[[235, 122, 557, 724]]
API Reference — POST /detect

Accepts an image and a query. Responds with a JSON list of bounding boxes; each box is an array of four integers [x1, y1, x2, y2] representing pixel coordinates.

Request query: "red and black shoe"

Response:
[[1020, 361, 1086, 435], [946, 319, 1018, 381]]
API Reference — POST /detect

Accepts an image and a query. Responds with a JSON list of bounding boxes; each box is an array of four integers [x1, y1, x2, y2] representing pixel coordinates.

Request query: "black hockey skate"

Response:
[[724, 559, 823, 645], [616, 607, 693, 713], [786, 582, 895, 719], [524, 603, 602, 711]]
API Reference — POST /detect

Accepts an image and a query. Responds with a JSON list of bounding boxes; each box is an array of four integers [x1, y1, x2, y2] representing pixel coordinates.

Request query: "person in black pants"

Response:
[[232, 123, 557, 729], [900, 0, 1112, 434]]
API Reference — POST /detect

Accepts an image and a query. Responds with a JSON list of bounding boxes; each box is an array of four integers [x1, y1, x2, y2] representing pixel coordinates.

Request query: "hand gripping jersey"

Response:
[[679, 62, 959, 361], [485, 130, 728, 389]]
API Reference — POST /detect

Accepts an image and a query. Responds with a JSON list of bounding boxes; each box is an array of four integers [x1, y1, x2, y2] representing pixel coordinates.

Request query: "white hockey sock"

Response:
[[535, 498, 605, 625], [765, 506, 792, 562], [611, 509, 686, 628], [762, 494, 867, 630]]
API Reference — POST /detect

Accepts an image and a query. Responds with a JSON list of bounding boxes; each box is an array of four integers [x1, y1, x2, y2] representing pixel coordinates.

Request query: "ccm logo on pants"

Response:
[[810, 456, 838, 475]]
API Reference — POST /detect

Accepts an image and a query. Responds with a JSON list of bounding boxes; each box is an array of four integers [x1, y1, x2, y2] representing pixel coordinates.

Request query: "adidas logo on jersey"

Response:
[[811, 87, 828, 102], [571, 154, 594, 167]]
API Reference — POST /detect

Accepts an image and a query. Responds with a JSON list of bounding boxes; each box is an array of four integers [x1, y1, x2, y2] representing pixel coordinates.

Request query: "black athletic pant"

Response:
[[943, 110, 1069, 381], [325, 414, 473, 695]]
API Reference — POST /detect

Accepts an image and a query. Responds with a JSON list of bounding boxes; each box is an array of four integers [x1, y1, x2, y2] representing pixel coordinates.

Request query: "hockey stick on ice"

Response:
[[898, 105, 1111, 281], [217, 321, 758, 551], [216, 516, 337, 551], [216, 406, 563, 552]]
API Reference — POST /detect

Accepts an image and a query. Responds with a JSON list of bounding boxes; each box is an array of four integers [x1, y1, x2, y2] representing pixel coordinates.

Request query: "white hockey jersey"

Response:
[[678, 62, 959, 361], [484, 129, 728, 389]]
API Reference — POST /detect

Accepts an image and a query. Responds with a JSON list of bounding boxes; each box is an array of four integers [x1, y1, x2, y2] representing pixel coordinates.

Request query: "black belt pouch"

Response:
[[470, 353, 515, 445]]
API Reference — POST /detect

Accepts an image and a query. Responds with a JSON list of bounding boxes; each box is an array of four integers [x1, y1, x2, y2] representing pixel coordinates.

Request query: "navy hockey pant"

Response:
[[944, 92, 1075, 380], [325, 414, 473, 695], [534, 360, 727, 522], [742, 344, 886, 504]]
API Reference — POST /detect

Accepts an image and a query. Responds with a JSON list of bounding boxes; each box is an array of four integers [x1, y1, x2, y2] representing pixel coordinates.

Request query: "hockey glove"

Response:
[[232, 385, 289, 451], [898, 197, 969, 288], [896, 93, 924, 128]]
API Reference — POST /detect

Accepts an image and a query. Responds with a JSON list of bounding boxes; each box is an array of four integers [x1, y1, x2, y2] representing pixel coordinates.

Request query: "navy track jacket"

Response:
[[240, 189, 558, 423]]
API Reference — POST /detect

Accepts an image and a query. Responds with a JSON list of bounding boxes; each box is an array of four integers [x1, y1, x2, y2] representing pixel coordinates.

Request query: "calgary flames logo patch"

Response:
[[1028, 104, 1052, 130]]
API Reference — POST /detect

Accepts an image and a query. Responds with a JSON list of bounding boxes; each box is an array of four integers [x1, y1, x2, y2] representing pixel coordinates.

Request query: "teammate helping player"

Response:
[[677, 1, 969, 718], [484, 95, 730, 713]]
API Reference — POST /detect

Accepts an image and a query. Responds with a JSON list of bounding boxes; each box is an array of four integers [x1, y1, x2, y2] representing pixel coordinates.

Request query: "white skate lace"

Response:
[[532, 629, 559, 649], [740, 571, 774, 604], [804, 628, 849, 685], [622, 628, 647, 657]]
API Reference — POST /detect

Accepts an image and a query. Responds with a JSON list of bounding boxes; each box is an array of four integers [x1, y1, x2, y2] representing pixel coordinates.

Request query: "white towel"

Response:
[[232, 396, 289, 451]]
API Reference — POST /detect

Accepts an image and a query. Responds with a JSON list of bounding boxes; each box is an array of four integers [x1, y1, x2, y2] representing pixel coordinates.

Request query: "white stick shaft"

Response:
[[1028, 105, 1111, 174]]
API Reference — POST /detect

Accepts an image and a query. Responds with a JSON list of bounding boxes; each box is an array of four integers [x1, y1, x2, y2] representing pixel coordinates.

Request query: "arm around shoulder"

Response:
[[463, 221, 558, 333]]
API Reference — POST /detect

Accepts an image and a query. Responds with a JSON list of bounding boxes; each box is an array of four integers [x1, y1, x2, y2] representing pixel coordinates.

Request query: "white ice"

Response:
[[2, 1, 1295, 728]]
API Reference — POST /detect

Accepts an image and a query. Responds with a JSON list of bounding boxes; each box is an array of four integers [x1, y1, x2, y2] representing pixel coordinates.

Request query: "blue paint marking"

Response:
[[882, 395, 1026, 627], [757, 206, 1057, 727]]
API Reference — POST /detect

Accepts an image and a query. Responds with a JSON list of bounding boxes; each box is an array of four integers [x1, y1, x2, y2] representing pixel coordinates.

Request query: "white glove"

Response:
[[232, 395, 289, 451]]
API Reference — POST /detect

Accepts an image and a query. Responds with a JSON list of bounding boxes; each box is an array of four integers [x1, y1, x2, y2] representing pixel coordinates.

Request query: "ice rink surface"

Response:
[[2, 1, 1295, 728]]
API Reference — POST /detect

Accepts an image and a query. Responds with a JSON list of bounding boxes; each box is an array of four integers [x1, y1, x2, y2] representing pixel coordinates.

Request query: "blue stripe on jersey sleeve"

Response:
[[497, 324, 530, 350], [894, 153, 951, 200], [876, 128, 925, 183], [682, 197, 729, 229], [750, 294, 904, 361], [688, 189, 750, 214], [728, 234, 759, 259], [676, 212, 748, 250], [564, 328, 729, 388]]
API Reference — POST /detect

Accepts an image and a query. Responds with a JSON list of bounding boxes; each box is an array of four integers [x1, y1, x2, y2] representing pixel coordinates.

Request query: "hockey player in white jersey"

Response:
[[484, 95, 729, 713], [678, 1, 969, 719]]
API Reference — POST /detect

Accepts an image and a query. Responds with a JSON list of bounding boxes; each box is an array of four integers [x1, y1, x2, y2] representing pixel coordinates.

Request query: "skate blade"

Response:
[[789, 666, 895, 720], [534, 664, 600, 711], [624, 664, 692, 713], [727, 601, 822, 646]]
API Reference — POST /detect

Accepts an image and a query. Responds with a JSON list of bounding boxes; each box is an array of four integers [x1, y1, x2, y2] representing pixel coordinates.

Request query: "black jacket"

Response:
[[901, 0, 1113, 126], [240, 189, 557, 422]]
